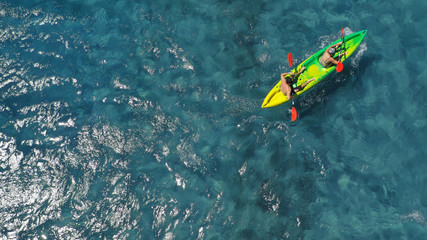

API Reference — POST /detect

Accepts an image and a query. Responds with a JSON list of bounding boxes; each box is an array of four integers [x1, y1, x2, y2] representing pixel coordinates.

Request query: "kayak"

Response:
[[262, 30, 367, 108]]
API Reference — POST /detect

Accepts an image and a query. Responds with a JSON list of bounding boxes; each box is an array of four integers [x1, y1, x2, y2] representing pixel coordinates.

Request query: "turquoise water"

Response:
[[0, 0, 426, 239]]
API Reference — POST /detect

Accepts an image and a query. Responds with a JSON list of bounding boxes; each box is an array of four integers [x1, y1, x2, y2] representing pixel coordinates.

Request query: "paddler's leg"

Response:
[[294, 78, 315, 92]]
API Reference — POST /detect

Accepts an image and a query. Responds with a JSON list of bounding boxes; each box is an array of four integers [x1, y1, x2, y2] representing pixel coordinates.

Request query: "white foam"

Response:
[[352, 42, 368, 68], [401, 210, 426, 224]]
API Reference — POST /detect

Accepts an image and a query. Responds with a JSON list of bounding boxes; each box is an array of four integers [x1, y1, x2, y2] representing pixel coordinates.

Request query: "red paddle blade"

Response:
[[341, 28, 344, 39], [336, 62, 344, 72], [291, 107, 297, 121], [288, 52, 293, 68]]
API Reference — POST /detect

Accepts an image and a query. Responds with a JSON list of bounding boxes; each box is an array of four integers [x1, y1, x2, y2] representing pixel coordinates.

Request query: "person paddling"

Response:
[[280, 66, 315, 100], [319, 42, 347, 68]]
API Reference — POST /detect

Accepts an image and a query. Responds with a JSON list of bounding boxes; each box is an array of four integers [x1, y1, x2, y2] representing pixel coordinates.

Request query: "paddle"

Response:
[[287, 52, 298, 121], [336, 60, 343, 72], [291, 100, 297, 121], [288, 52, 293, 68], [336, 29, 344, 72]]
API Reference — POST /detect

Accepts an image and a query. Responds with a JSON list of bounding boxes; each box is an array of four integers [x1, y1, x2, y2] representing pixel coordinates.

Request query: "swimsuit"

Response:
[[290, 83, 296, 96], [319, 56, 333, 68], [286, 75, 302, 96], [290, 83, 303, 96]]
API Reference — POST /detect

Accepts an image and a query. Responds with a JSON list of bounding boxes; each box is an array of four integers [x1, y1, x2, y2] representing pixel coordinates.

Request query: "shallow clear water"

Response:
[[0, 0, 426, 239]]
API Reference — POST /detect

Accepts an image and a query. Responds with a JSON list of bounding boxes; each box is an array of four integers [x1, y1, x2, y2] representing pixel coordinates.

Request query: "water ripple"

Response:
[[0, 1, 426, 239]]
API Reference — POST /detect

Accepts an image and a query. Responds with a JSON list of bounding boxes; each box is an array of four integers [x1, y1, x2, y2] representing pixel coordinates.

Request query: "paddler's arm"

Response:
[[329, 57, 340, 65], [325, 42, 343, 53], [296, 66, 306, 75], [330, 51, 348, 65], [338, 51, 348, 57], [334, 42, 343, 48]]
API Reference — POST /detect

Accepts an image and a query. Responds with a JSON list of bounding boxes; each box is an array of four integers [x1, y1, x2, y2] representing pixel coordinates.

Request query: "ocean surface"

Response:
[[0, 0, 426, 239]]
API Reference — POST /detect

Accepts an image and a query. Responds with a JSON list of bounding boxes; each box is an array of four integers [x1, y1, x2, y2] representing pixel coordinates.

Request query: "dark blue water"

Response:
[[1, 0, 426, 239]]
